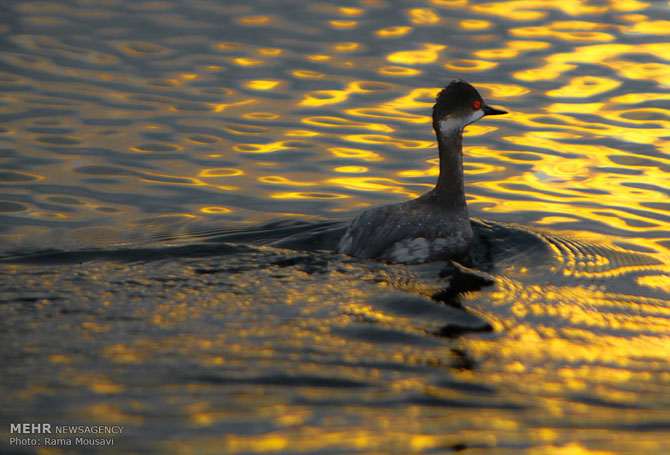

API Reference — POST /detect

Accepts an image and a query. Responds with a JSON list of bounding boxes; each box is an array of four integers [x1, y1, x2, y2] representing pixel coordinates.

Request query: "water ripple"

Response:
[[2, 1, 670, 453]]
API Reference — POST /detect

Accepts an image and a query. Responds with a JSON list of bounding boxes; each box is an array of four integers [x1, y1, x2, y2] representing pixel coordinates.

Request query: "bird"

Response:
[[338, 80, 507, 264]]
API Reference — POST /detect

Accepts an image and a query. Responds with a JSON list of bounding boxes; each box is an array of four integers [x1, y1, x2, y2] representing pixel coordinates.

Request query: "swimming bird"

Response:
[[338, 80, 507, 263]]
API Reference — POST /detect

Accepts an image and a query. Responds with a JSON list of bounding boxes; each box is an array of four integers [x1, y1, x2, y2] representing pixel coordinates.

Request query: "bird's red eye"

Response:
[[473, 100, 481, 109]]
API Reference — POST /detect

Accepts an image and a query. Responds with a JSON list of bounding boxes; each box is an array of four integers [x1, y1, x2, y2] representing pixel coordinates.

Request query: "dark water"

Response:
[[2, 0, 670, 454]]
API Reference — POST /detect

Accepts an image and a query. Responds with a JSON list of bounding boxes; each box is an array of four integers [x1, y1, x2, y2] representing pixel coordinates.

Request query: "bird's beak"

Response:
[[483, 105, 507, 116]]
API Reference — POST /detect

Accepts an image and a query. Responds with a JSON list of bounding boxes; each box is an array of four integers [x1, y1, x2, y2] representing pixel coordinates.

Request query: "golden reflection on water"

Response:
[[36, 246, 661, 455], [3, 1, 670, 451], [0, 0, 668, 257]]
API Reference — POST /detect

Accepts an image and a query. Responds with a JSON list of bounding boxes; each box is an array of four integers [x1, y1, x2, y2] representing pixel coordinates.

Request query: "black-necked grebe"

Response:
[[338, 80, 507, 263]]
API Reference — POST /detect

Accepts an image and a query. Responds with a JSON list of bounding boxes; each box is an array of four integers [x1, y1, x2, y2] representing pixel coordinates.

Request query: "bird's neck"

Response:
[[432, 122, 467, 211]]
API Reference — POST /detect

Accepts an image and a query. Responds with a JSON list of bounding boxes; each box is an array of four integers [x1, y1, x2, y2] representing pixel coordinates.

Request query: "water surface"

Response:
[[1, 0, 670, 454]]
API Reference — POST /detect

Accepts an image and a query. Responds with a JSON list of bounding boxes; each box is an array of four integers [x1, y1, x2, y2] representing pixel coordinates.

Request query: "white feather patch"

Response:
[[438, 117, 462, 134], [464, 109, 484, 125], [388, 237, 431, 263], [438, 110, 484, 136]]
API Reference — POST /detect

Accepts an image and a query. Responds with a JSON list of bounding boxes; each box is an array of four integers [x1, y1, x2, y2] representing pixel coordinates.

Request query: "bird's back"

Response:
[[338, 195, 472, 263]]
